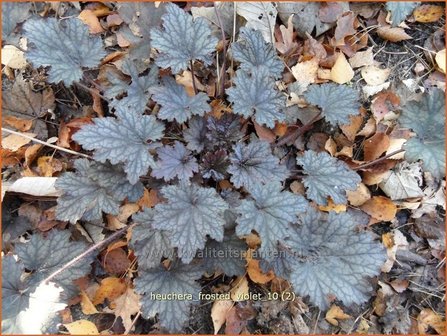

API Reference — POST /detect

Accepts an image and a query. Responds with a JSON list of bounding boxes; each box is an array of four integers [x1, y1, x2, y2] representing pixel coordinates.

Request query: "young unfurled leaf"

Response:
[[72, 106, 165, 184], [297, 150, 361, 205], [105, 60, 159, 112], [24, 18, 106, 85], [135, 262, 202, 332], [131, 208, 174, 270], [228, 140, 289, 190], [304, 83, 359, 127], [183, 116, 207, 153], [15, 230, 95, 298], [287, 209, 386, 309], [2, 255, 66, 334], [153, 183, 228, 263], [232, 27, 284, 79], [386, 2, 420, 27], [55, 159, 144, 224], [236, 182, 308, 260], [399, 89, 445, 178], [201, 149, 229, 181], [227, 69, 286, 128], [206, 114, 244, 147], [151, 141, 199, 182], [201, 232, 247, 277], [151, 3, 218, 73], [152, 77, 210, 123]]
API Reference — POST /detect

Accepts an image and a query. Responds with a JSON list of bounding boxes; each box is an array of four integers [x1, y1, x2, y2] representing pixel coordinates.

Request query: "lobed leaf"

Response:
[[72, 106, 165, 184], [135, 262, 202, 332], [297, 150, 361, 205], [105, 60, 159, 112], [236, 182, 308, 261], [153, 183, 228, 263], [386, 2, 420, 27], [232, 27, 284, 79], [151, 3, 218, 73], [152, 77, 210, 123], [227, 68, 286, 128], [304, 83, 360, 127], [228, 140, 289, 190], [151, 141, 199, 182], [131, 208, 174, 270], [24, 18, 106, 85], [287, 209, 386, 309], [399, 89, 445, 178], [55, 159, 144, 223]]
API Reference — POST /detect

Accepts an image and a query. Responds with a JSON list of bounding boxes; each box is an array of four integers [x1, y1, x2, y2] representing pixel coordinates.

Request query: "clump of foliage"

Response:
[[2, 1, 444, 334]]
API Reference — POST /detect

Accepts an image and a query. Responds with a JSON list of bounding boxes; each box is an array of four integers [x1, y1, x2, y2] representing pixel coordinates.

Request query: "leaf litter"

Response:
[[1, 1, 445, 334]]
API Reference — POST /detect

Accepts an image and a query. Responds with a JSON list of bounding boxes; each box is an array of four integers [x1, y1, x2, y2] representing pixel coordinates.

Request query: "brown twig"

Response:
[[353, 148, 405, 170], [1, 127, 91, 159], [275, 111, 322, 147], [189, 60, 198, 95], [42, 225, 131, 285], [214, 4, 227, 98]]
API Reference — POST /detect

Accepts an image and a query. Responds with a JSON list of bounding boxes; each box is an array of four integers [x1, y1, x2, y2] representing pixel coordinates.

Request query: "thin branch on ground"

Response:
[[189, 60, 198, 95], [42, 225, 132, 285], [2, 127, 91, 159], [214, 5, 227, 99], [353, 148, 405, 170]]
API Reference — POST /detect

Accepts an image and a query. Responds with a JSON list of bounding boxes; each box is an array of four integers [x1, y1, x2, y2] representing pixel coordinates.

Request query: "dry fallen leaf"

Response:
[[80, 291, 99, 315], [230, 276, 249, 302], [349, 47, 374, 68], [64, 320, 99, 335], [371, 91, 400, 122], [78, 9, 105, 34], [211, 300, 234, 334], [246, 249, 275, 284], [2, 132, 36, 151], [318, 198, 347, 213], [291, 57, 319, 90], [137, 188, 161, 208], [1, 45, 27, 69], [254, 121, 276, 143], [413, 5, 444, 23], [361, 196, 397, 223], [417, 308, 446, 334], [347, 182, 371, 206], [325, 304, 352, 326], [361, 66, 391, 86], [275, 14, 298, 54], [340, 114, 363, 142], [364, 133, 390, 161], [3, 116, 33, 132], [92, 277, 127, 305], [435, 49, 446, 74], [376, 26, 412, 43], [106, 203, 140, 230], [103, 247, 131, 275], [331, 52, 354, 84], [334, 12, 357, 45], [112, 287, 141, 332]]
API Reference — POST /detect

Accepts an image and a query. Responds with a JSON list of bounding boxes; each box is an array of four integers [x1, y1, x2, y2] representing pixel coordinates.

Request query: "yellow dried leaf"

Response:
[[331, 53, 354, 84], [64, 320, 99, 335], [325, 304, 351, 326], [92, 277, 127, 305], [80, 291, 98, 315]]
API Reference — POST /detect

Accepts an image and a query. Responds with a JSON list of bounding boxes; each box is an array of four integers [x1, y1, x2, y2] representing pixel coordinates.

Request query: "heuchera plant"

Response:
[[4, 2, 445, 334]]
